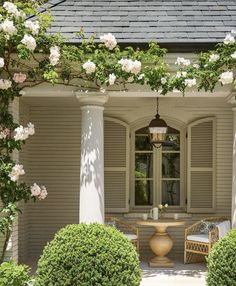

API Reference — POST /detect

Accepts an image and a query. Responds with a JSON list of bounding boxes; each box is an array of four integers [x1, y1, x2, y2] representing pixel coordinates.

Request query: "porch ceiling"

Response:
[[21, 95, 233, 125]]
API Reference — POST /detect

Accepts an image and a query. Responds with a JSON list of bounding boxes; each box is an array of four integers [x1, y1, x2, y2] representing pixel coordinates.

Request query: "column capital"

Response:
[[75, 93, 109, 107]]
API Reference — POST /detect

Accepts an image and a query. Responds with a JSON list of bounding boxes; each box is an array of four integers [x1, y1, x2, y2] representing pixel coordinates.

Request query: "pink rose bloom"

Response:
[[31, 183, 41, 197], [13, 73, 27, 83]]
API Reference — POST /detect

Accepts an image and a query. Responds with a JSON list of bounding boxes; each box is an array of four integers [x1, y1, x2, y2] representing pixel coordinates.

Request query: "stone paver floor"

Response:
[[141, 259, 206, 286], [28, 257, 207, 286]]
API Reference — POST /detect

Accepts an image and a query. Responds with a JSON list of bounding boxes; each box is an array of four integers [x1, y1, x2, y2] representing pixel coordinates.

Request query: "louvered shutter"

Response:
[[187, 117, 216, 213], [104, 118, 129, 212]]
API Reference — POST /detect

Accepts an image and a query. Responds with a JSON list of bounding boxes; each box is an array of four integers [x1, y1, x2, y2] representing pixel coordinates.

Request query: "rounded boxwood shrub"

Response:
[[0, 261, 32, 286], [35, 223, 141, 286], [207, 229, 236, 286]]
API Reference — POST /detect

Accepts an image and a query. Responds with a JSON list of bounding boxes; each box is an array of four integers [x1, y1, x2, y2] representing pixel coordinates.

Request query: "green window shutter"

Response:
[[104, 118, 129, 213], [187, 117, 216, 213]]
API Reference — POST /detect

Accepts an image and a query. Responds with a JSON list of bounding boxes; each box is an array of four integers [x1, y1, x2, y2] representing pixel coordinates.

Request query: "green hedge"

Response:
[[35, 223, 141, 286], [207, 229, 236, 286]]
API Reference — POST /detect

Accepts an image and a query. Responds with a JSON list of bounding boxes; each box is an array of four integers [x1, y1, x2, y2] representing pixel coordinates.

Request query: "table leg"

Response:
[[149, 226, 174, 267]]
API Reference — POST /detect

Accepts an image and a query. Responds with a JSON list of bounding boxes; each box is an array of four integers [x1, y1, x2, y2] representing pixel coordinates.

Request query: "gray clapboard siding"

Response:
[[24, 106, 81, 258]]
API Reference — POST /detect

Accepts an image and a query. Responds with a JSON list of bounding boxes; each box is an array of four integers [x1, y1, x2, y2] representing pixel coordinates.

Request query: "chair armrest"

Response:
[[185, 221, 203, 239], [105, 216, 138, 235], [209, 227, 219, 244]]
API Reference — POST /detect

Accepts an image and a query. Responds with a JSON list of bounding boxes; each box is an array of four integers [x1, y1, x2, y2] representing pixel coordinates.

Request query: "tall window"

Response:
[[134, 125, 182, 207]]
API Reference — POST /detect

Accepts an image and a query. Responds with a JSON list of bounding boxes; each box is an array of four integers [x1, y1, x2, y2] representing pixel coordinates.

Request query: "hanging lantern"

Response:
[[148, 97, 168, 148]]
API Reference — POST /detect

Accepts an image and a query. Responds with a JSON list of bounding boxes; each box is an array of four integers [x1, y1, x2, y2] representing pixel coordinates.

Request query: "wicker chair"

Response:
[[105, 216, 139, 252], [184, 217, 229, 264]]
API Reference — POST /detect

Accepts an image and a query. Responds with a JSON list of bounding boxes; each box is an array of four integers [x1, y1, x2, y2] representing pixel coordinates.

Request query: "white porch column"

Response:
[[232, 107, 236, 228], [77, 94, 108, 224]]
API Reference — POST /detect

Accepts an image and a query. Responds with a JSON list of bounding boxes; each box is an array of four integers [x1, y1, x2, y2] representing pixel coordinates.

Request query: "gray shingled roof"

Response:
[[48, 0, 236, 44]]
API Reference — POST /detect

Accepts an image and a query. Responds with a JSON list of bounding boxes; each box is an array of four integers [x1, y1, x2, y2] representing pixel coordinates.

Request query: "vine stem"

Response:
[[0, 228, 11, 264]]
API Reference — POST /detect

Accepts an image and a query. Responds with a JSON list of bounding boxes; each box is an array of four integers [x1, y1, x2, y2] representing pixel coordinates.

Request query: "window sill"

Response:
[[124, 212, 192, 219]]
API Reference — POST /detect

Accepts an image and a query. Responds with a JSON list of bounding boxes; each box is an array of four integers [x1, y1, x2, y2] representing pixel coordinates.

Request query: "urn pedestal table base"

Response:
[[137, 219, 185, 267]]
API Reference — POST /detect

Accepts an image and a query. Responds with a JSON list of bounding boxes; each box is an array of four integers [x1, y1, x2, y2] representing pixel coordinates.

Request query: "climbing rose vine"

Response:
[[0, 0, 235, 263]]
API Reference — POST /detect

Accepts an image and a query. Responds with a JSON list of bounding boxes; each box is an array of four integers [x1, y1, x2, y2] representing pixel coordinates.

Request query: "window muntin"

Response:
[[134, 125, 182, 207]]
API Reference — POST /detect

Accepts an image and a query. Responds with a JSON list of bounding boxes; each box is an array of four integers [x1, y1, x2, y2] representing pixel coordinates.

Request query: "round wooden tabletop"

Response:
[[136, 219, 186, 227]]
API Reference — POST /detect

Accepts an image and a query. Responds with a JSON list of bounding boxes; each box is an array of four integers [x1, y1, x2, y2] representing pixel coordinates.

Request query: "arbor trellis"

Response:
[[0, 0, 235, 263]]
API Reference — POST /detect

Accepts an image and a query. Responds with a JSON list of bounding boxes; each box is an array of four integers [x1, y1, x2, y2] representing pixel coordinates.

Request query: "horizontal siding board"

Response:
[[21, 106, 81, 258]]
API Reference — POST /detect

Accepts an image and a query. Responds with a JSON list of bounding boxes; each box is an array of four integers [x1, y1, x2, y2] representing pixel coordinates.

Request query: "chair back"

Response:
[[202, 217, 229, 223]]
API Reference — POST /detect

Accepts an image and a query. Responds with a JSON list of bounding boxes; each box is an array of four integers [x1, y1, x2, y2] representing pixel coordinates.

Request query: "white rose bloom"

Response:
[[118, 58, 133, 73], [19, 90, 26, 96], [164, 204, 168, 208], [3, 2, 20, 17], [176, 71, 187, 78], [24, 20, 40, 35], [0, 79, 12, 90], [219, 71, 234, 85], [39, 186, 48, 200], [21, 34, 37, 51], [209, 54, 220, 62], [130, 60, 142, 75], [14, 125, 29, 141], [26, 122, 35, 136], [224, 34, 235, 45], [0, 19, 17, 36], [138, 73, 145, 80], [0, 131, 5, 139], [118, 58, 141, 74], [82, 60, 96, 74], [49, 46, 60, 66], [14, 123, 35, 140], [108, 73, 116, 85], [175, 57, 191, 66], [161, 77, 167, 84], [31, 183, 41, 197], [184, 78, 197, 87], [193, 63, 200, 69], [0, 58, 4, 68], [231, 51, 236, 59], [176, 71, 182, 78], [9, 164, 25, 182], [100, 33, 117, 50]]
